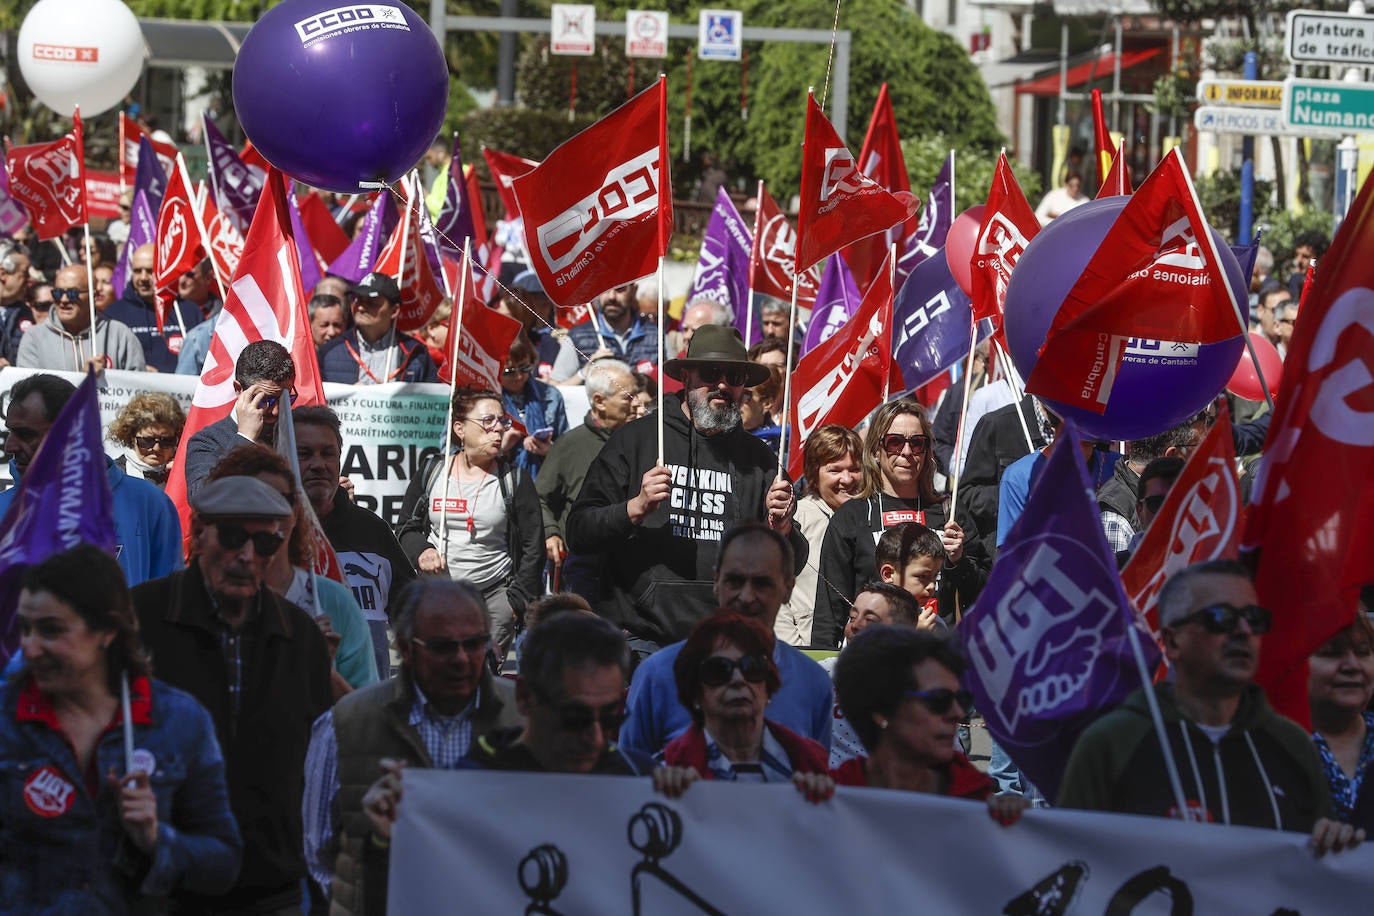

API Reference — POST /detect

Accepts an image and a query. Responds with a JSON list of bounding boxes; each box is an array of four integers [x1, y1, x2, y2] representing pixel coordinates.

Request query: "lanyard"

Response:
[[344, 336, 403, 383]]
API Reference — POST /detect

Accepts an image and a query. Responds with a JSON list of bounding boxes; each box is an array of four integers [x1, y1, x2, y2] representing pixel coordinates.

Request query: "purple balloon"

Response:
[[1004, 196, 1246, 440], [232, 0, 448, 193]]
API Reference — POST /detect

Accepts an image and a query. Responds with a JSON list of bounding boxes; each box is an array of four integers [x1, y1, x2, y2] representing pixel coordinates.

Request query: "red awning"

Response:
[[1015, 47, 1164, 96]]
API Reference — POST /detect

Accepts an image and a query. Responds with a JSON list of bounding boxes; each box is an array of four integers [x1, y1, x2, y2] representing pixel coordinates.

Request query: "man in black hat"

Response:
[[567, 324, 803, 660], [318, 271, 438, 384]]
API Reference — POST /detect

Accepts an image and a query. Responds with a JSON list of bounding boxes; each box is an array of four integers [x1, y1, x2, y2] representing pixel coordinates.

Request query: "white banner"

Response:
[[392, 771, 1374, 913]]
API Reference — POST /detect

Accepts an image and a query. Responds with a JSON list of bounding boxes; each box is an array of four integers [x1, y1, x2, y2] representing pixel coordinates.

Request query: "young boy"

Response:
[[874, 522, 947, 631]]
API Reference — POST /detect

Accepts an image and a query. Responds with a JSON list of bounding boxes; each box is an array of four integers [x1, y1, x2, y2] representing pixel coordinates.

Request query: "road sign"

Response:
[[1196, 79, 1283, 108], [1286, 10, 1374, 66], [626, 10, 668, 58], [698, 9, 742, 61], [1194, 104, 1340, 138], [1282, 79, 1374, 135], [551, 4, 595, 56]]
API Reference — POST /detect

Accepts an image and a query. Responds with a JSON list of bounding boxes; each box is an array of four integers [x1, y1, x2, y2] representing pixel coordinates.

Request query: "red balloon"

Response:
[[1227, 331, 1283, 402], [945, 205, 985, 298]]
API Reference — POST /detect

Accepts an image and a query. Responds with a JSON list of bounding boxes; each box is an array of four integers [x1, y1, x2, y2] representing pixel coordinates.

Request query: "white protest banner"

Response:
[[392, 771, 1374, 913], [626, 10, 669, 58], [551, 4, 596, 56]]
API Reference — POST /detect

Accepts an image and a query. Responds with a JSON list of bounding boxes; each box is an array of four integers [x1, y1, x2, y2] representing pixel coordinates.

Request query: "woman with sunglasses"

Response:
[[499, 335, 568, 481], [108, 392, 185, 489], [1309, 605, 1374, 833], [832, 626, 1027, 824], [814, 398, 985, 648], [398, 387, 544, 656]]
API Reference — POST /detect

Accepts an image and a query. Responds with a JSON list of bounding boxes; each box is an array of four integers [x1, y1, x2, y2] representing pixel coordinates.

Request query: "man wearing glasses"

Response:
[[1058, 559, 1362, 856], [15, 265, 145, 371], [304, 579, 521, 912]]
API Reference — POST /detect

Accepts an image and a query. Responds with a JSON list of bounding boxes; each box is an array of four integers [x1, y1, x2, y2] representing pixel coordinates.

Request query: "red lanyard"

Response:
[[344, 339, 404, 383]]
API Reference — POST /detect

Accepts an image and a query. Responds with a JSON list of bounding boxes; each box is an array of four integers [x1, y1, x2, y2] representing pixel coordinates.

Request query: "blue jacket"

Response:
[[103, 283, 204, 373], [566, 312, 660, 373], [318, 327, 438, 385], [175, 303, 221, 376], [0, 458, 183, 588], [0, 675, 241, 912], [501, 377, 569, 480]]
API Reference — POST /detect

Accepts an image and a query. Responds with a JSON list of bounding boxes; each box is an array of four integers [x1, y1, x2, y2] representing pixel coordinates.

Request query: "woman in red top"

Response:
[[832, 625, 1027, 826]]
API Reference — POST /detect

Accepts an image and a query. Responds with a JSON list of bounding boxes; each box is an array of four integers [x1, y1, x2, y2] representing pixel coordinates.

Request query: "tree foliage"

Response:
[[903, 136, 1043, 214]]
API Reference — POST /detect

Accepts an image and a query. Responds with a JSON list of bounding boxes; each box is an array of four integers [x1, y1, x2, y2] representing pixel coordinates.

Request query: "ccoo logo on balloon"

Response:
[[32, 44, 99, 64], [294, 4, 410, 46]]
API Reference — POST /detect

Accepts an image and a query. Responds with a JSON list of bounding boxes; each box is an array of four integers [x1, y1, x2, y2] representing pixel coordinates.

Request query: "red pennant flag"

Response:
[[118, 113, 177, 186], [512, 77, 672, 308], [1243, 171, 1374, 728], [1120, 402, 1244, 631], [968, 152, 1038, 334], [795, 92, 910, 275], [1026, 149, 1240, 414], [786, 251, 899, 479], [750, 185, 820, 309], [482, 147, 539, 219], [842, 83, 918, 291], [298, 192, 350, 264], [200, 195, 245, 285], [374, 179, 446, 332], [5, 112, 87, 240], [154, 156, 209, 331], [164, 167, 325, 555], [442, 249, 524, 391], [1091, 88, 1113, 186], [463, 163, 489, 247], [1098, 142, 1132, 198]]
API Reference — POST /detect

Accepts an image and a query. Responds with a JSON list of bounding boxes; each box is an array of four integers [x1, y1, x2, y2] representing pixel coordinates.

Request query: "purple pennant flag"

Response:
[[287, 191, 323, 293], [133, 136, 168, 216], [112, 188, 157, 296], [0, 166, 30, 235], [327, 194, 399, 283], [960, 423, 1158, 801], [433, 134, 478, 261], [892, 248, 995, 391], [801, 255, 861, 355], [203, 113, 265, 231], [896, 151, 955, 283], [412, 176, 449, 290], [0, 371, 116, 665], [689, 187, 752, 333]]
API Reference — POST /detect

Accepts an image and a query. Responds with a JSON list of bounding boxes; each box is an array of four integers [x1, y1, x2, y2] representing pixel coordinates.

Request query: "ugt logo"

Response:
[[820, 148, 868, 202], [537, 150, 659, 272]]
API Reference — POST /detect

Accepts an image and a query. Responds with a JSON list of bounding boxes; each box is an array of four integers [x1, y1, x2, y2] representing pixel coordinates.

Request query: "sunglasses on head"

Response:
[[214, 523, 285, 556], [543, 696, 626, 733], [696, 365, 748, 387], [134, 434, 178, 451], [52, 287, 84, 302], [1169, 603, 1272, 635], [699, 654, 771, 687], [904, 687, 974, 718], [412, 633, 491, 658], [882, 433, 930, 456]]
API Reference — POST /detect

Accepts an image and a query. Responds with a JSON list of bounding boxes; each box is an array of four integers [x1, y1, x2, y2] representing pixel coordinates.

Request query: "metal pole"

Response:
[[428, 0, 445, 46], [1057, 23, 1068, 126], [1239, 51, 1257, 243], [1112, 18, 1123, 130], [497, 0, 519, 106]]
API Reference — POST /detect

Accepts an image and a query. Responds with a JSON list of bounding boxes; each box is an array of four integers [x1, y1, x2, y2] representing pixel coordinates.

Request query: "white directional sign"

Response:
[[1194, 104, 1341, 139], [1286, 10, 1374, 66]]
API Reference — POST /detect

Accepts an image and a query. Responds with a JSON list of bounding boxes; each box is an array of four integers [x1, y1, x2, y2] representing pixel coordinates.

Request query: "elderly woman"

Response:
[[0, 545, 241, 911], [1310, 609, 1374, 832], [107, 392, 186, 488], [832, 625, 1025, 825], [815, 398, 985, 647], [775, 425, 864, 647]]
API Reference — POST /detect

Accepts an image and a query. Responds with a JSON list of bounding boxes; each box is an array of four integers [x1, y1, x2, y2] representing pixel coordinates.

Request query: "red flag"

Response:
[[163, 168, 325, 555], [463, 163, 489, 247], [1098, 142, 1132, 198], [556, 303, 595, 329], [482, 147, 539, 219], [5, 112, 86, 240], [154, 156, 209, 331], [200, 194, 245, 285], [795, 92, 909, 275], [842, 83, 918, 291], [968, 152, 1038, 334], [1091, 88, 1113, 186], [749, 185, 820, 309], [298, 192, 350, 264], [1243, 170, 1374, 728], [1026, 149, 1240, 414], [1120, 403, 1244, 631], [374, 180, 445, 332], [512, 77, 672, 308], [441, 249, 524, 391], [118, 114, 176, 186], [786, 252, 899, 479], [240, 138, 271, 173]]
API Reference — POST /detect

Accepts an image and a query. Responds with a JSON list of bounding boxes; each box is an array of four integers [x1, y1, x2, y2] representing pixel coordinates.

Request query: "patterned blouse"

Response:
[[1313, 712, 1374, 823]]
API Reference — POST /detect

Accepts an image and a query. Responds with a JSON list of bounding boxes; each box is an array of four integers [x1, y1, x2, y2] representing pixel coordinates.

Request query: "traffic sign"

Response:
[[626, 10, 668, 58], [1282, 79, 1374, 135], [1196, 79, 1283, 108], [1194, 104, 1340, 139], [1286, 10, 1374, 66]]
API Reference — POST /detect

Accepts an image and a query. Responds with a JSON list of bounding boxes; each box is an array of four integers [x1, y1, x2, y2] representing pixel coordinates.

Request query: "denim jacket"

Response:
[[0, 674, 242, 913]]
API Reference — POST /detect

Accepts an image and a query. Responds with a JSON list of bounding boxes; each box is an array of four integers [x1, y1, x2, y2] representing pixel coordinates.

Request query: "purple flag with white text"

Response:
[[801, 255, 862, 355], [960, 424, 1157, 801], [689, 187, 751, 327], [203, 113, 265, 231], [327, 193, 400, 283], [0, 371, 116, 664], [897, 152, 954, 282], [892, 249, 988, 391], [287, 192, 323, 293], [112, 187, 157, 296]]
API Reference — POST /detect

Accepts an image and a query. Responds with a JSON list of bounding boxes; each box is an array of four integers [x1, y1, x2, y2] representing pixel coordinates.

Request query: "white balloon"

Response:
[[18, 0, 145, 117]]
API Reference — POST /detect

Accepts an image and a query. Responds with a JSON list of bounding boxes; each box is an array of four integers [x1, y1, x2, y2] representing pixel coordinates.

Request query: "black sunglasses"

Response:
[[52, 287, 84, 302], [882, 433, 931, 456], [905, 688, 974, 718], [260, 389, 300, 410], [502, 364, 533, 377], [543, 697, 626, 733], [412, 633, 491, 658], [134, 434, 178, 451], [214, 523, 285, 556], [699, 654, 771, 687], [696, 365, 748, 386], [1170, 603, 1272, 635]]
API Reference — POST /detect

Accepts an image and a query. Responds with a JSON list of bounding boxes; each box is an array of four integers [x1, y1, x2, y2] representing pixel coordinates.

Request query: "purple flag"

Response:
[[133, 136, 168, 216], [689, 187, 752, 331], [327, 193, 399, 283], [0, 371, 116, 664], [801, 255, 861, 355], [0, 166, 30, 235], [960, 423, 1157, 801], [892, 248, 993, 391], [433, 134, 478, 261], [112, 188, 157, 295], [203, 113, 265, 231], [287, 192, 323, 293], [897, 151, 954, 282], [412, 175, 449, 290]]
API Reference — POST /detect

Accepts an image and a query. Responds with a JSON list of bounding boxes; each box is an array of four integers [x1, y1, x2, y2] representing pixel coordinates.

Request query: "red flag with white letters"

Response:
[[118, 113, 176, 186], [5, 112, 86, 240], [442, 247, 523, 391], [154, 156, 209, 331], [374, 178, 445, 332], [1243, 171, 1374, 728], [843, 83, 919, 292], [482, 147, 539, 219], [749, 185, 820, 309], [969, 152, 1038, 334], [200, 194, 244, 285], [512, 77, 672, 308]]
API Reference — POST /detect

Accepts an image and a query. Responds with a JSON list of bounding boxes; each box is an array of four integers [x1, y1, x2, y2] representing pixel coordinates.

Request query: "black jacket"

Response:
[[1097, 459, 1142, 531], [318, 328, 438, 384], [959, 396, 1046, 564], [320, 485, 416, 622], [104, 283, 203, 373], [184, 414, 266, 501], [565, 393, 807, 645]]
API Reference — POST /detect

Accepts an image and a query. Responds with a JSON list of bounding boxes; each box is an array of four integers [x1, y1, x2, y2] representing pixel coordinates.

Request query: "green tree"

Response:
[[903, 136, 1043, 213]]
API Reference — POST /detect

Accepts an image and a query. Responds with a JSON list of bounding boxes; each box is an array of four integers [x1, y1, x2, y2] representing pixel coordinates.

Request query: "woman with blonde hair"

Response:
[[107, 392, 186, 489]]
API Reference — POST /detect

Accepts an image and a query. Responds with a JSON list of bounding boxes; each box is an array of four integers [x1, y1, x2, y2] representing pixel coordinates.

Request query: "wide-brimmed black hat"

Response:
[[662, 324, 771, 386]]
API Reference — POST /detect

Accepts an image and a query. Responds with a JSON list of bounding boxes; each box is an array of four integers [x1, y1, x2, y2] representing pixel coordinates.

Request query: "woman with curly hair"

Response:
[[107, 392, 186, 489]]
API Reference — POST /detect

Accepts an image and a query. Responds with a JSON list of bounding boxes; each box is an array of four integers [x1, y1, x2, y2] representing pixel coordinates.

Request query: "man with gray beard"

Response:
[[567, 325, 805, 662]]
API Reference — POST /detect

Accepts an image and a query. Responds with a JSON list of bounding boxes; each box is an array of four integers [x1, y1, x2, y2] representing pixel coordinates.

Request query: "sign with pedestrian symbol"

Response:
[[698, 10, 742, 61], [1195, 80, 1283, 109]]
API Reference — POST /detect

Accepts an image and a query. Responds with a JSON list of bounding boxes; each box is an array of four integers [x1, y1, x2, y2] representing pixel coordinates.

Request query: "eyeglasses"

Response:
[[1277, 317, 1295, 325], [882, 433, 931, 456], [695, 365, 748, 387], [465, 414, 512, 431], [541, 696, 626, 733], [1140, 494, 1167, 514], [1169, 603, 1272, 635], [502, 365, 533, 377], [699, 654, 771, 687], [52, 287, 84, 302], [904, 688, 974, 718], [214, 523, 285, 556], [412, 633, 491, 658], [134, 434, 178, 451], [260, 389, 300, 410]]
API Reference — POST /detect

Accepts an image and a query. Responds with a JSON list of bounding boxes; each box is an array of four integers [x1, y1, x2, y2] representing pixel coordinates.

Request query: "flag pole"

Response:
[[882, 243, 897, 404], [179, 153, 227, 302], [83, 224, 100, 364], [120, 674, 136, 778], [947, 319, 980, 520], [117, 115, 127, 199], [439, 238, 472, 562], [745, 179, 765, 345], [774, 275, 802, 480], [656, 257, 666, 466], [333, 193, 359, 227], [991, 338, 1037, 455], [1124, 612, 1191, 819], [386, 176, 415, 384]]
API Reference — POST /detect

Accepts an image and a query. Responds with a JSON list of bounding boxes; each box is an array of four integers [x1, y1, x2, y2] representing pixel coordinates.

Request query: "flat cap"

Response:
[[191, 476, 293, 520]]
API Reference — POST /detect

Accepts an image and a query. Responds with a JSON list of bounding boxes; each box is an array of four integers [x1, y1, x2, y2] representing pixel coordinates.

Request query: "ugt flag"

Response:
[[5, 111, 86, 240], [801, 254, 862, 356], [688, 187, 752, 325], [0, 370, 115, 664], [961, 423, 1156, 801], [748, 183, 820, 339], [896, 150, 955, 281], [892, 248, 987, 392], [328, 193, 399, 284], [513, 77, 671, 308], [154, 155, 210, 328]]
